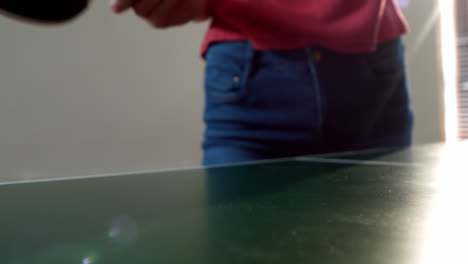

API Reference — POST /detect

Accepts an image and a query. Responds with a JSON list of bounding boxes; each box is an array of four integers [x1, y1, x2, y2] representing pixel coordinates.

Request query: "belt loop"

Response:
[[305, 47, 324, 127], [306, 48, 318, 74]]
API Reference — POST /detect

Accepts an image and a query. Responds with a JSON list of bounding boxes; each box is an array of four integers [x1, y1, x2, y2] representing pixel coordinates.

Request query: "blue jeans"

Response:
[[202, 38, 414, 166]]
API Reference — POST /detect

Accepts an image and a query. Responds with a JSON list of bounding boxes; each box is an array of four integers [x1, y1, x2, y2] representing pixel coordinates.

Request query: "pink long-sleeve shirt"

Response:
[[201, 0, 408, 55]]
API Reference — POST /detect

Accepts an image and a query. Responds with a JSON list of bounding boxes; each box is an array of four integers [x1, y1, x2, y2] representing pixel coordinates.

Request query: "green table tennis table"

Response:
[[1, 142, 467, 264]]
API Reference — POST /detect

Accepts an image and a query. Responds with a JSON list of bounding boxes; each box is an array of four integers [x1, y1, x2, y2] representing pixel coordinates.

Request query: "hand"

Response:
[[110, 0, 209, 28]]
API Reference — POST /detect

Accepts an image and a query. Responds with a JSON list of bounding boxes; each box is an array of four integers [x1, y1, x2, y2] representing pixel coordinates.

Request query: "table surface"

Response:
[[1, 142, 467, 264]]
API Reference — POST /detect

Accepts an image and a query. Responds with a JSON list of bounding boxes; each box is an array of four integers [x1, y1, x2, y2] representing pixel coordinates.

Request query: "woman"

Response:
[[112, 0, 414, 165]]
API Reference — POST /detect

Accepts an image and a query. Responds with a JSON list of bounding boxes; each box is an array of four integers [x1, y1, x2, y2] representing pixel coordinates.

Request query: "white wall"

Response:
[[0, 2, 207, 181], [0, 1, 443, 181], [401, 0, 444, 143]]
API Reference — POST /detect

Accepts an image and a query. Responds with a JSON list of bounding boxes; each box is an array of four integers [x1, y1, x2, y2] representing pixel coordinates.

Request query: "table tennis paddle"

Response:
[[0, 0, 90, 24]]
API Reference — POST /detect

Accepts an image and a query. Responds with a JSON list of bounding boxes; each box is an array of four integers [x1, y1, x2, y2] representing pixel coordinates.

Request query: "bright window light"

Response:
[[439, 0, 459, 142]]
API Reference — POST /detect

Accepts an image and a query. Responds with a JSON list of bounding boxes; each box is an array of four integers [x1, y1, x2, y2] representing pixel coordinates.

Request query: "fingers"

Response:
[[109, 0, 137, 13], [110, 0, 209, 29], [154, 3, 192, 28], [133, 0, 161, 17], [146, 0, 178, 27]]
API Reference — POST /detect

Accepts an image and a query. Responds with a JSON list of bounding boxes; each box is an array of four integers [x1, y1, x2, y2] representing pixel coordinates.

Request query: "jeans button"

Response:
[[312, 50, 321, 64]]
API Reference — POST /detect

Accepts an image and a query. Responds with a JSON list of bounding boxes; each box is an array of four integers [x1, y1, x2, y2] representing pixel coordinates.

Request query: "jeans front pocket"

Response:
[[364, 37, 406, 79], [360, 37, 413, 146], [204, 41, 256, 105]]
